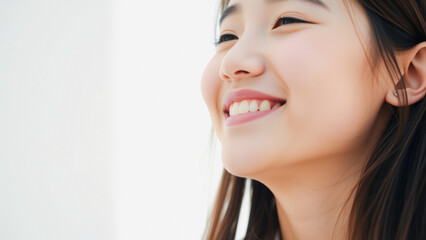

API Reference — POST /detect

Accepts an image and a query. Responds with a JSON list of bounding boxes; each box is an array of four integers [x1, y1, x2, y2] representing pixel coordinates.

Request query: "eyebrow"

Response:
[[219, 0, 329, 26]]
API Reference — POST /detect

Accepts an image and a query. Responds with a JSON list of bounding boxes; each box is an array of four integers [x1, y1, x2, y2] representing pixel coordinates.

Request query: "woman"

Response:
[[201, 0, 425, 239]]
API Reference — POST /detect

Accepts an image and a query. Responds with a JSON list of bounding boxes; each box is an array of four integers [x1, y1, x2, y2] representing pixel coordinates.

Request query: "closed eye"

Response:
[[272, 16, 308, 29], [215, 17, 308, 46], [215, 34, 238, 46]]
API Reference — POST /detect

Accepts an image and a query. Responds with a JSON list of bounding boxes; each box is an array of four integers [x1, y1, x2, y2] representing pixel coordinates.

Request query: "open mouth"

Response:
[[223, 99, 286, 117], [222, 89, 287, 126]]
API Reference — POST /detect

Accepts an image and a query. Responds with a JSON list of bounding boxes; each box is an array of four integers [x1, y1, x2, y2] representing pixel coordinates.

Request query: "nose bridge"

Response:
[[220, 31, 265, 82]]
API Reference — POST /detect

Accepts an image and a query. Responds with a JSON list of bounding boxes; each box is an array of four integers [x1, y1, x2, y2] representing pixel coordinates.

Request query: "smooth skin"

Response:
[[201, 0, 426, 239]]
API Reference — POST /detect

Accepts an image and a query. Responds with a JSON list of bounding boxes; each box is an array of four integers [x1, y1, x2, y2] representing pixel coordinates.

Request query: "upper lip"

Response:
[[223, 89, 287, 113]]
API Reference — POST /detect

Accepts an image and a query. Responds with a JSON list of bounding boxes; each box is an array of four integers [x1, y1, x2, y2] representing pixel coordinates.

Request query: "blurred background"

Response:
[[0, 0, 236, 239]]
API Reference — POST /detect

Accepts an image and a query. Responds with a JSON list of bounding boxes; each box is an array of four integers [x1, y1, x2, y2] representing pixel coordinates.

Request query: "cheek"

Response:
[[201, 54, 223, 138], [268, 27, 381, 157]]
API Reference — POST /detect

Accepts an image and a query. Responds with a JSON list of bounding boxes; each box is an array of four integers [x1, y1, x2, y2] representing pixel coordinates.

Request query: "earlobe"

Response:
[[386, 41, 426, 107]]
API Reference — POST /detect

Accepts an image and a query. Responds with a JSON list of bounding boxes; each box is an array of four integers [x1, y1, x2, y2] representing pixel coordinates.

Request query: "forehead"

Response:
[[228, 0, 327, 4]]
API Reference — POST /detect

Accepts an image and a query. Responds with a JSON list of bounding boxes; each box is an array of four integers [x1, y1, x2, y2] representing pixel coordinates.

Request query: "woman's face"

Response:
[[201, 0, 391, 178]]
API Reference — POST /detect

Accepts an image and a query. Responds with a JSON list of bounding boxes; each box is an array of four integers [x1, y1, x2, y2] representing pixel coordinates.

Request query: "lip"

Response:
[[222, 89, 286, 126], [223, 89, 286, 112]]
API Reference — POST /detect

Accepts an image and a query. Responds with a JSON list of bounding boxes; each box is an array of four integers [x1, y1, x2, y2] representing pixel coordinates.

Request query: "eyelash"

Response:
[[215, 16, 307, 46], [272, 16, 307, 28]]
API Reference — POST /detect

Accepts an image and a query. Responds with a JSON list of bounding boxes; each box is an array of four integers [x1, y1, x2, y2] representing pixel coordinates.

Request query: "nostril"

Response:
[[221, 73, 231, 81], [235, 70, 249, 75]]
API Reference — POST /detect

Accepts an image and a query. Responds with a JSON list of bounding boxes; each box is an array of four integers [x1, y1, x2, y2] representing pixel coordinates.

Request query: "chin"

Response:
[[221, 145, 279, 178]]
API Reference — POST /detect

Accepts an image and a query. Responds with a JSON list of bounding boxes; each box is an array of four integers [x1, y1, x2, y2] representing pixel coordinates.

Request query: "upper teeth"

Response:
[[229, 100, 281, 117]]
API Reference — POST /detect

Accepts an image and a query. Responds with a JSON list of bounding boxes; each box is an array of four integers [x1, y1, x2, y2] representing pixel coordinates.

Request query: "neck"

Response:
[[254, 154, 364, 240]]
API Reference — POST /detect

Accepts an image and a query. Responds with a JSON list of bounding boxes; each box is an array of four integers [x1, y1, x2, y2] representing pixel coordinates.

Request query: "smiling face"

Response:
[[201, 0, 392, 178]]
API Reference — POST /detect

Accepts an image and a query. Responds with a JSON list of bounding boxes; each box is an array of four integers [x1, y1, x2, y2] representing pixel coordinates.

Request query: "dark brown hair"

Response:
[[204, 0, 426, 239]]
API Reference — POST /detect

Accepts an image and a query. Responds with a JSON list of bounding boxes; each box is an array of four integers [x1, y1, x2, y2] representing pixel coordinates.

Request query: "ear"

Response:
[[386, 41, 426, 107]]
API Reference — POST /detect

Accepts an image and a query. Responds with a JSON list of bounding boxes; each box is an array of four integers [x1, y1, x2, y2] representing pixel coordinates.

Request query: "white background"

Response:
[[0, 0, 240, 239]]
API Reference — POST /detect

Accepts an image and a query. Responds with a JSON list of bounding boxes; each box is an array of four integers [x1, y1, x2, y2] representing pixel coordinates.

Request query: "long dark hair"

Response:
[[204, 0, 426, 239]]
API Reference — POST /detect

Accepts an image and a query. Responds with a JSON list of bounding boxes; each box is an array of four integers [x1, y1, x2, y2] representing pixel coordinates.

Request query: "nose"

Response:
[[219, 38, 266, 83]]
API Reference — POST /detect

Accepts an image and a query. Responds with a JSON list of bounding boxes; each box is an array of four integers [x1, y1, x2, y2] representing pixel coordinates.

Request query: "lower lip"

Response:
[[225, 107, 282, 126]]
